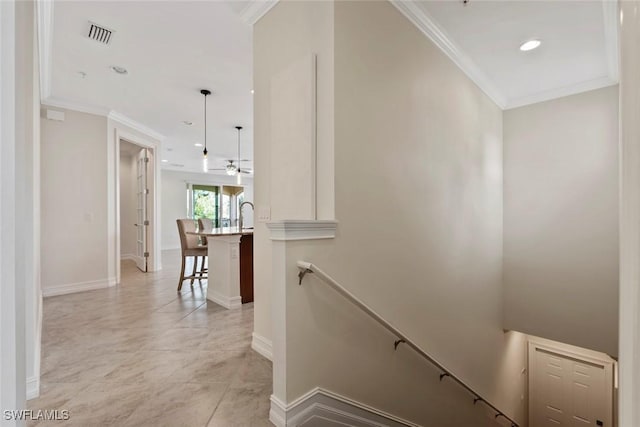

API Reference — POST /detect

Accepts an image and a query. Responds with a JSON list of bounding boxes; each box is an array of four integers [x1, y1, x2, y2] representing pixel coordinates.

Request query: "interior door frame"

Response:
[[113, 127, 161, 284], [134, 147, 149, 272], [528, 338, 615, 427]]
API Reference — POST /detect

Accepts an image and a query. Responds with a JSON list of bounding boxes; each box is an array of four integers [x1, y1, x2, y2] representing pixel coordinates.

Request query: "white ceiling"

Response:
[[47, 1, 254, 175], [395, 0, 618, 109], [45, 0, 618, 174]]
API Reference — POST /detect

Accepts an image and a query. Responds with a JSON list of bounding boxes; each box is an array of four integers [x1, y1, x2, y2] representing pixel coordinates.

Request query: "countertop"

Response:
[[187, 227, 254, 237]]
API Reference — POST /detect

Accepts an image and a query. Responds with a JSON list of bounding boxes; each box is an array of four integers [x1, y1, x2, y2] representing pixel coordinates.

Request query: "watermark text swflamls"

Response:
[[3, 409, 70, 421]]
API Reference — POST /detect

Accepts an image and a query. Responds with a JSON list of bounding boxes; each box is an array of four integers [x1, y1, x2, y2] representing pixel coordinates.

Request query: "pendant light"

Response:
[[235, 126, 243, 184], [200, 89, 211, 172]]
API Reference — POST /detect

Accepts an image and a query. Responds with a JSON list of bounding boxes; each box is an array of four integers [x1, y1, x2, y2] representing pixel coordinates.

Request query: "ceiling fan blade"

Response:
[[208, 168, 227, 171], [239, 169, 253, 174]]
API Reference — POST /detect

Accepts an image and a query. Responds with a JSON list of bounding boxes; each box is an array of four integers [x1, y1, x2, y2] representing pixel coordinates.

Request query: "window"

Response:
[[191, 185, 220, 227]]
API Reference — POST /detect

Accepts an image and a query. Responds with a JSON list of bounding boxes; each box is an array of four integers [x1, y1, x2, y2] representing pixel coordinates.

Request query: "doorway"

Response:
[[528, 340, 615, 427], [118, 139, 155, 274]]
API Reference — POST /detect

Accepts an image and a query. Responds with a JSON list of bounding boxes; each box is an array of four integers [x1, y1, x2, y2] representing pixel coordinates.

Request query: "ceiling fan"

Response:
[[208, 126, 252, 180], [209, 159, 252, 175]]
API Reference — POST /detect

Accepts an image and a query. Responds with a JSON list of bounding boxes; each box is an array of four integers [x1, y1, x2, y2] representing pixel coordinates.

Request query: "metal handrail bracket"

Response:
[[296, 260, 519, 427]]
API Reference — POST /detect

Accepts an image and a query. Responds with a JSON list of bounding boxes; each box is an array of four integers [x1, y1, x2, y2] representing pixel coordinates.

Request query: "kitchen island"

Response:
[[188, 227, 253, 309]]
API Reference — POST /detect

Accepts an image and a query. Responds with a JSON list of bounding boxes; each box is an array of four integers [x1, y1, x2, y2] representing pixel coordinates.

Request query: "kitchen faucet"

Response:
[[239, 201, 254, 231]]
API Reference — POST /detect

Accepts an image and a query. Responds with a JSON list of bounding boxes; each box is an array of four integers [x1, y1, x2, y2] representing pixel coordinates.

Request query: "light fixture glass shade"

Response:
[[237, 173, 242, 185], [226, 163, 237, 175], [203, 155, 208, 173]]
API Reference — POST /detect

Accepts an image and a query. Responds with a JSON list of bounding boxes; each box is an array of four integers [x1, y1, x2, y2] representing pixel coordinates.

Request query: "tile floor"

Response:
[[28, 250, 273, 427]]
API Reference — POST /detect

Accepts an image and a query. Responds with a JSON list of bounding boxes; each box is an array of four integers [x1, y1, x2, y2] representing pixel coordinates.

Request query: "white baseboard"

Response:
[[251, 332, 273, 361], [270, 395, 287, 427], [270, 388, 420, 427], [26, 376, 39, 400], [120, 253, 136, 261], [206, 290, 242, 310], [42, 277, 117, 297]]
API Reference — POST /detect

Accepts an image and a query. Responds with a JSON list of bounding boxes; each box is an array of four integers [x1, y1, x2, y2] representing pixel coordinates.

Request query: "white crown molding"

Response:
[[42, 96, 109, 117], [270, 388, 420, 427], [505, 75, 618, 110], [389, 0, 507, 109], [107, 111, 165, 141], [267, 220, 338, 241], [36, 0, 53, 100], [238, 0, 279, 25], [391, 0, 619, 110], [602, 0, 620, 82], [43, 97, 166, 143]]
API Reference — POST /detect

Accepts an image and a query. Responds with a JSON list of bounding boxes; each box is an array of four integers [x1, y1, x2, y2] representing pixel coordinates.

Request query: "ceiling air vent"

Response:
[[87, 22, 114, 45]]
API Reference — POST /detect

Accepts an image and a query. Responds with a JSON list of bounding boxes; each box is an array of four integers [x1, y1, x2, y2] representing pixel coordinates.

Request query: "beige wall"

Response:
[[503, 86, 619, 356], [16, 0, 41, 398], [119, 152, 138, 258], [253, 0, 335, 348], [41, 109, 109, 292], [256, 1, 527, 425]]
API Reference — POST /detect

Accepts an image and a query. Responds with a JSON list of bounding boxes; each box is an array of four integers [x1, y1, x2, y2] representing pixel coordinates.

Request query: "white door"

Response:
[[134, 148, 148, 272], [530, 344, 613, 427]]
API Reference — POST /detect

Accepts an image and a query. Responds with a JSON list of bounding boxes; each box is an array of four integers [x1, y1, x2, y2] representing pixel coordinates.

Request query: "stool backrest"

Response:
[[176, 219, 200, 251]]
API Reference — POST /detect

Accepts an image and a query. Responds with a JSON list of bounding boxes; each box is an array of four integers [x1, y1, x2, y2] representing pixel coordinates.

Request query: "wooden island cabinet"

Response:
[[239, 234, 253, 303]]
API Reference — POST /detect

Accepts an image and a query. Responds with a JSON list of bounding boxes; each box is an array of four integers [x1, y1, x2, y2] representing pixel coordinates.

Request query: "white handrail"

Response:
[[296, 260, 518, 427]]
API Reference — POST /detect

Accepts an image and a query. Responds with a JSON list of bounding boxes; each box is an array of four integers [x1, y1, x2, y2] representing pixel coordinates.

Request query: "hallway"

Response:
[[28, 251, 272, 427]]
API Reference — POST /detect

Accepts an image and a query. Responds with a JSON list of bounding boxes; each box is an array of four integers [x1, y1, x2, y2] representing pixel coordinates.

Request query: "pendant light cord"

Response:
[[236, 126, 243, 174], [203, 94, 207, 157], [200, 89, 211, 158]]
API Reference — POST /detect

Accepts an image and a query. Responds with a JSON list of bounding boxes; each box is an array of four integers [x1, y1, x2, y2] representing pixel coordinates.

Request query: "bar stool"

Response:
[[176, 219, 208, 291]]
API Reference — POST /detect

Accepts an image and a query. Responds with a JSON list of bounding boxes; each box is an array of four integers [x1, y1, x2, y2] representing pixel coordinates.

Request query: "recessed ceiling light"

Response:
[[519, 39, 541, 52], [194, 143, 203, 147], [110, 65, 128, 75], [183, 121, 193, 126], [250, 89, 255, 94], [162, 159, 168, 163]]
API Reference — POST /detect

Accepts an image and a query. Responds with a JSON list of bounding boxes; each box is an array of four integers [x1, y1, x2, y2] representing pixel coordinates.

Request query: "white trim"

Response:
[[35, 0, 52, 100], [269, 395, 287, 427], [602, 0, 619, 82], [238, 0, 279, 25], [389, 0, 507, 109], [33, 289, 42, 398], [270, 388, 420, 427], [41, 96, 109, 117], [110, 125, 163, 284], [108, 111, 165, 142], [251, 332, 273, 361], [619, 2, 640, 424], [42, 277, 116, 298], [26, 376, 39, 400], [267, 220, 338, 241], [207, 290, 242, 310], [1, 1, 24, 421], [390, 0, 620, 110], [120, 253, 136, 262], [505, 76, 618, 110]]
